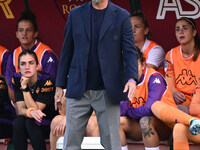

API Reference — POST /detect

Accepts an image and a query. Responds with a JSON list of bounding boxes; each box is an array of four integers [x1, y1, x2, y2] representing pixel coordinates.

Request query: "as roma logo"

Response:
[[54, 0, 90, 21], [0, 0, 14, 19]]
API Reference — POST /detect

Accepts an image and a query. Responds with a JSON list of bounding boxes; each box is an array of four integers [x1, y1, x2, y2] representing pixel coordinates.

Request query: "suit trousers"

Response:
[[63, 90, 121, 150]]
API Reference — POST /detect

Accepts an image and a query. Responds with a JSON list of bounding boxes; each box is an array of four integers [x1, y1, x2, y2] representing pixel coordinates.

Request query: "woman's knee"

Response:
[[86, 115, 99, 136], [173, 123, 188, 139], [120, 116, 128, 128], [174, 123, 187, 132], [139, 117, 157, 135], [51, 115, 65, 130], [139, 116, 153, 128]]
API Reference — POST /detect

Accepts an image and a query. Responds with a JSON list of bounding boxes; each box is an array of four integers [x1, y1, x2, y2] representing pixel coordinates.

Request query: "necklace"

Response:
[[29, 83, 37, 94]]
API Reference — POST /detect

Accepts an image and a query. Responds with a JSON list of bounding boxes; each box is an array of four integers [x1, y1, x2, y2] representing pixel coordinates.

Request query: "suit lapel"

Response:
[[81, 2, 91, 39], [99, 2, 116, 41]]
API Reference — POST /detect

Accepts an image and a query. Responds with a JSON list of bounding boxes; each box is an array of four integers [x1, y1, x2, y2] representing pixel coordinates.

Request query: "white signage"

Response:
[[156, 0, 200, 19]]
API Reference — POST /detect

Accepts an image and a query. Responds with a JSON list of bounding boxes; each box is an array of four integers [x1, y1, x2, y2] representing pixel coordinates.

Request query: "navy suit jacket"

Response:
[[56, 1, 138, 102]]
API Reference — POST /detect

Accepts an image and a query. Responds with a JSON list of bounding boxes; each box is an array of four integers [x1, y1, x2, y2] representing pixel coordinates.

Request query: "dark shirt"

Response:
[[86, 6, 106, 90], [12, 71, 58, 122], [0, 76, 16, 124]]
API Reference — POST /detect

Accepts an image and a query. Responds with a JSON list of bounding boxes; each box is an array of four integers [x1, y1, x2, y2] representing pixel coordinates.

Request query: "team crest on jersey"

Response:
[[54, 0, 89, 21], [36, 87, 40, 94], [176, 69, 197, 85]]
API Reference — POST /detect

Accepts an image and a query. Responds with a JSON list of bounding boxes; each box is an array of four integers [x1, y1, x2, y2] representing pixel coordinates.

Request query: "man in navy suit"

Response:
[[54, 0, 138, 149]]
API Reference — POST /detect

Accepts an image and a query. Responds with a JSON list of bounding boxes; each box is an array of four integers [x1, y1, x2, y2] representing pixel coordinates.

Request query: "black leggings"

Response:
[[0, 122, 13, 139], [13, 115, 50, 150]]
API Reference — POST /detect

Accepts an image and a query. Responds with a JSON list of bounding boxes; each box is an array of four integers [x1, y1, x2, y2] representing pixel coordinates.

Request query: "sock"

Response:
[[121, 145, 128, 150], [145, 147, 159, 150], [159, 105, 193, 125], [173, 141, 189, 150]]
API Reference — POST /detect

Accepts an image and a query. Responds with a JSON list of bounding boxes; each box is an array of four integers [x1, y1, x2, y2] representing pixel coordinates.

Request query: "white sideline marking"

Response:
[[56, 137, 105, 149]]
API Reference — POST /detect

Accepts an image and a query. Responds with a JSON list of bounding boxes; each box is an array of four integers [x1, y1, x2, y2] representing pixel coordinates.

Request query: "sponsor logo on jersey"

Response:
[[44, 80, 53, 86], [47, 57, 54, 63], [176, 69, 197, 85], [153, 78, 161, 84], [41, 87, 54, 92], [131, 97, 146, 108]]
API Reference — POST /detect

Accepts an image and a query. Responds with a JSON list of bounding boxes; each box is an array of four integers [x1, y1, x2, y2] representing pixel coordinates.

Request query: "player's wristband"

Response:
[[26, 107, 36, 118], [128, 78, 137, 84], [21, 86, 29, 92]]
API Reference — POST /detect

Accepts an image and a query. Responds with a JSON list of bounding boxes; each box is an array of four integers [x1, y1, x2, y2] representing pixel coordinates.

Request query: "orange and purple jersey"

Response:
[[5, 41, 59, 89], [0, 46, 9, 76], [120, 68, 176, 119], [165, 45, 200, 106]]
